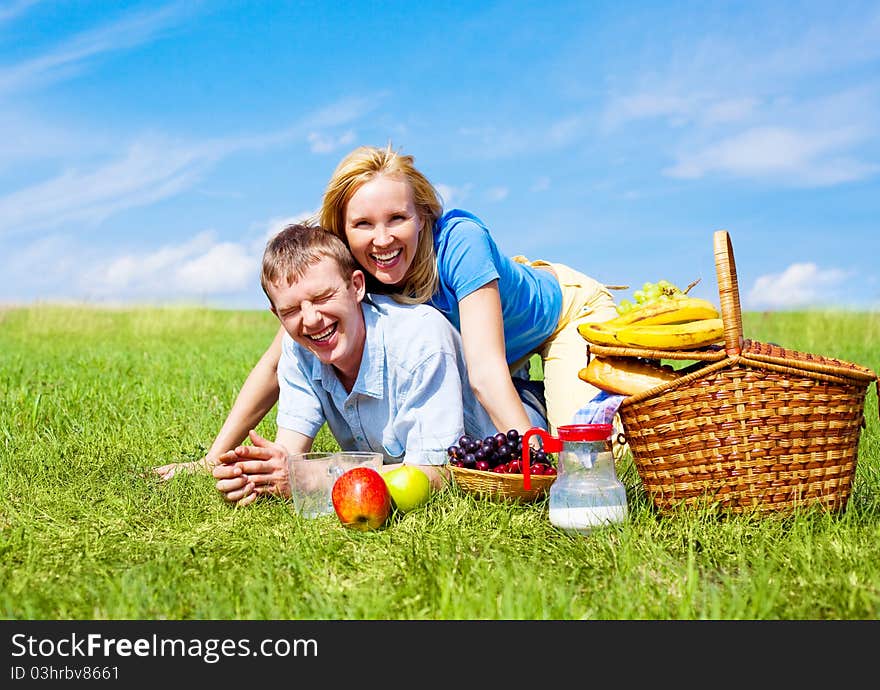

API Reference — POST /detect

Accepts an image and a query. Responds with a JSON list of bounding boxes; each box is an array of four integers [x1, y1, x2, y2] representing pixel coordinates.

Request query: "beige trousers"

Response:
[[511, 257, 619, 434]]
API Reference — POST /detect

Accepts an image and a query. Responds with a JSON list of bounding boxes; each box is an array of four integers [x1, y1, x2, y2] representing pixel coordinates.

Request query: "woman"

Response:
[[155, 144, 617, 480]]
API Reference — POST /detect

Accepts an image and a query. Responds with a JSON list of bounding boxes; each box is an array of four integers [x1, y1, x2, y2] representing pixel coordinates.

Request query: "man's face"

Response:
[[268, 256, 367, 381]]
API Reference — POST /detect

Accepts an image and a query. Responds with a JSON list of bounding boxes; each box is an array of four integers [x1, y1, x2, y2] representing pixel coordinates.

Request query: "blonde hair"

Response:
[[260, 223, 357, 307], [319, 143, 442, 304]]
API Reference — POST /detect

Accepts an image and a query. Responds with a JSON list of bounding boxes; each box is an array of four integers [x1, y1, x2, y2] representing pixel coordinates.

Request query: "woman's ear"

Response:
[[351, 269, 366, 301]]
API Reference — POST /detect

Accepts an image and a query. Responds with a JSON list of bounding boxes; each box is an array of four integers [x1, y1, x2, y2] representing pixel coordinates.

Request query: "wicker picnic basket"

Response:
[[587, 230, 879, 515], [448, 465, 556, 502]]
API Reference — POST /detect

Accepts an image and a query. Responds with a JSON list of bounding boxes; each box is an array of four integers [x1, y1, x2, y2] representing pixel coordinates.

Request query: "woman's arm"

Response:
[[153, 325, 285, 481], [458, 281, 536, 435], [205, 324, 286, 462]]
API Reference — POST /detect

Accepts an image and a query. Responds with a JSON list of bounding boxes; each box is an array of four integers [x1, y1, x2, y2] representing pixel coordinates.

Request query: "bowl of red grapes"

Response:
[[446, 429, 557, 501]]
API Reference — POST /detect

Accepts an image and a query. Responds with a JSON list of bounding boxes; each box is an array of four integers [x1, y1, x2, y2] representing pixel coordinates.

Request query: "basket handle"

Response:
[[713, 230, 744, 356]]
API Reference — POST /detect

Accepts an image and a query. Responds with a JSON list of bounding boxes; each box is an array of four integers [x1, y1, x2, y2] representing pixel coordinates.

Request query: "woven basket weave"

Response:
[[448, 465, 556, 502], [588, 230, 879, 515]]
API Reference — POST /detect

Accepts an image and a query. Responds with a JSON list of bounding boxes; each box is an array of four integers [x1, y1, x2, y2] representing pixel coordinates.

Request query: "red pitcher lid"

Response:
[[556, 424, 613, 441]]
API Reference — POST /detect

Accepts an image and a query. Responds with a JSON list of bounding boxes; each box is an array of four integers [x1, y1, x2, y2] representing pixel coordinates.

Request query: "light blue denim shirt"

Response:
[[277, 295, 544, 465]]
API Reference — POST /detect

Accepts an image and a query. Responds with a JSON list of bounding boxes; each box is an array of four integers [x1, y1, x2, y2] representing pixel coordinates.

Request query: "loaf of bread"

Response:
[[578, 356, 680, 396]]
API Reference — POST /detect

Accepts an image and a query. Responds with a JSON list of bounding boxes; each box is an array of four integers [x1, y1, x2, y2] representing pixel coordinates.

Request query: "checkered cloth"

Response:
[[572, 391, 629, 461], [572, 390, 625, 425]]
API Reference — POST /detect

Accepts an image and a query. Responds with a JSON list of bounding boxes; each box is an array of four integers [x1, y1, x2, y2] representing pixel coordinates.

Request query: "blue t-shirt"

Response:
[[429, 209, 563, 364]]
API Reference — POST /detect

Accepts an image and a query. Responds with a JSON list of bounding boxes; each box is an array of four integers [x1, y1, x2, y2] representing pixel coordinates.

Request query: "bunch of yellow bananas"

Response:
[[579, 296, 723, 350]]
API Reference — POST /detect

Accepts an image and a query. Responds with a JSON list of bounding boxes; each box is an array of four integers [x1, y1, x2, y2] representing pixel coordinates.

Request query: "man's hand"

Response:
[[212, 429, 291, 506], [153, 457, 215, 481]]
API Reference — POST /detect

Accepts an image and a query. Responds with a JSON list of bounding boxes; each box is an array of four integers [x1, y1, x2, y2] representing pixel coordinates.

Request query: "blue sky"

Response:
[[1, 0, 878, 311]]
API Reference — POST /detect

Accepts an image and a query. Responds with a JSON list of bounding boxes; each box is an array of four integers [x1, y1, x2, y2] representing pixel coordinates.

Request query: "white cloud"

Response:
[[546, 116, 584, 145], [530, 176, 550, 192], [746, 262, 853, 309], [704, 97, 760, 125], [0, 2, 378, 237], [0, 93, 375, 239], [0, 0, 41, 23], [664, 126, 879, 186], [600, 9, 880, 187], [264, 211, 319, 242], [435, 183, 471, 207], [486, 186, 509, 202], [603, 93, 695, 129], [175, 241, 256, 294], [99, 212, 323, 303], [301, 95, 384, 130], [755, 8, 880, 79], [307, 130, 356, 154], [603, 89, 758, 131], [456, 126, 527, 158], [78, 230, 260, 302], [0, 111, 104, 165], [0, 4, 189, 95], [458, 114, 587, 159], [1, 207, 338, 305], [0, 139, 215, 237], [0, 234, 81, 302], [604, 7, 880, 130]]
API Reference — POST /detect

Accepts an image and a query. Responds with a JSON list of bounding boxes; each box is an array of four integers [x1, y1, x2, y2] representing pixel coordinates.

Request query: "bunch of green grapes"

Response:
[[616, 279, 684, 315]]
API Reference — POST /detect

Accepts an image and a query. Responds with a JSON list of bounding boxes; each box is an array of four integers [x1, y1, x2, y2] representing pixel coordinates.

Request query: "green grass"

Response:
[[1, 306, 879, 619]]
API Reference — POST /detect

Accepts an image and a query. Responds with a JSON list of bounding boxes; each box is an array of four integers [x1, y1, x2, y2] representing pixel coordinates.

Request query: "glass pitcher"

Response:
[[522, 424, 628, 535]]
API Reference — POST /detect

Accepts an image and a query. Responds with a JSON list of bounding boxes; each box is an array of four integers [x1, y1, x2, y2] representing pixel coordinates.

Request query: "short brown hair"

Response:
[[260, 223, 358, 305]]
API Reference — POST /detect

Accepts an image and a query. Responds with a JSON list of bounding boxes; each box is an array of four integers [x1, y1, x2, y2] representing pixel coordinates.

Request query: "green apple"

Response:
[[382, 465, 431, 512]]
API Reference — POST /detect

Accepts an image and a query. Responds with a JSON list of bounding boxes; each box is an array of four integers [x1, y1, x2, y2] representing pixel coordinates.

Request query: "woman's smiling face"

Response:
[[343, 174, 420, 287]]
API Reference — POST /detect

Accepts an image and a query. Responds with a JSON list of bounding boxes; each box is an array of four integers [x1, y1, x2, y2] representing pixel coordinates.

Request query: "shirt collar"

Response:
[[309, 297, 385, 399], [354, 298, 385, 398]]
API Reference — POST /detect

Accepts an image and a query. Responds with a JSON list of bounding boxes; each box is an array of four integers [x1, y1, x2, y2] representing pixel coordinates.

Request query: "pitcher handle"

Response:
[[521, 428, 562, 491]]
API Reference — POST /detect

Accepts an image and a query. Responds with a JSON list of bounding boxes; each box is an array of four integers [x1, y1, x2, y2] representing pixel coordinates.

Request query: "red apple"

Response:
[[331, 467, 392, 531]]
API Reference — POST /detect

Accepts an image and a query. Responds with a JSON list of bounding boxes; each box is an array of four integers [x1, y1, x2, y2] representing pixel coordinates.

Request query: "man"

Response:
[[214, 224, 546, 506]]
